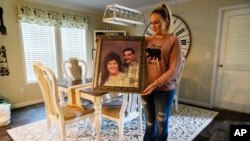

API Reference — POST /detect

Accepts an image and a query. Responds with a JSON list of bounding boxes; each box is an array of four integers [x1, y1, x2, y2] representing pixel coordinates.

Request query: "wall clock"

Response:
[[143, 15, 191, 59]]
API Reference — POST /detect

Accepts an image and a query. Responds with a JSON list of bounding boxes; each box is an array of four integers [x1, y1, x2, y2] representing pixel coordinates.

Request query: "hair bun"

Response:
[[157, 3, 167, 9]]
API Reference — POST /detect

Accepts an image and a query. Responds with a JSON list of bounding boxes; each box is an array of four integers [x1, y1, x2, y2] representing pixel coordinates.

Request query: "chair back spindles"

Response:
[[63, 57, 88, 81]]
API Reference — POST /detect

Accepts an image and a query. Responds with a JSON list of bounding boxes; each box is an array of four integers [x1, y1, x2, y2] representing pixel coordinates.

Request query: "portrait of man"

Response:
[[122, 48, 139, 87]]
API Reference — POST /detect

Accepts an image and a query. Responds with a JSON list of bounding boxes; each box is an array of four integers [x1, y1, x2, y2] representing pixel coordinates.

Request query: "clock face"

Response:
[[143, 15, 191, 58]]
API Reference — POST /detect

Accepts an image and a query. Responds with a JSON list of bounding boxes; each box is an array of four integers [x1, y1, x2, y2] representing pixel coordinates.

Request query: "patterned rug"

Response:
[[7, 104, 218, 141]]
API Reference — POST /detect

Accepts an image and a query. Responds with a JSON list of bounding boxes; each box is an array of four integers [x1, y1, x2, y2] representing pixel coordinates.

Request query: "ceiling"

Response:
[[27, 0, 191, 14]]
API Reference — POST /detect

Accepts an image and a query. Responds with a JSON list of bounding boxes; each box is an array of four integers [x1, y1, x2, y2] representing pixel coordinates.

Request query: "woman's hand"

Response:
[[141, 83, 157, 96]]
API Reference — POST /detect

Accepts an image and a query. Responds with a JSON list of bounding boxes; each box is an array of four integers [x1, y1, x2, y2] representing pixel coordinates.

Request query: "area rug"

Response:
[[7, 104, 218, 141]]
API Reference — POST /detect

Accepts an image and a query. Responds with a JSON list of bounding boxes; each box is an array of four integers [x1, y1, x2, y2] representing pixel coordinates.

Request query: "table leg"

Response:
[[58, 91, 66, 105], [94, 96, 102, 141], [67, 89, 73, 104]]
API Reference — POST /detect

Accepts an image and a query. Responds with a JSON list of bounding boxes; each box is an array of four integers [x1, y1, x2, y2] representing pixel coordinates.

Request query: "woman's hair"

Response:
[[151, 3, 173, 34], [100, 52, 123, 85]]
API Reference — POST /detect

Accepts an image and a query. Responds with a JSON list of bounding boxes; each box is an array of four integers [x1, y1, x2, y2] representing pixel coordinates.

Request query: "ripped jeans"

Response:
[[141, 90, 175, 141]]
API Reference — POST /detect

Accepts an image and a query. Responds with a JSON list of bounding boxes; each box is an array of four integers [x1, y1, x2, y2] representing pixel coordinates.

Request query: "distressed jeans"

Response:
[[141, 90, 175, 141]]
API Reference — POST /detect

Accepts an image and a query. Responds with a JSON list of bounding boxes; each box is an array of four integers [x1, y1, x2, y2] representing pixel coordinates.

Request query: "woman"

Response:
[[100, 52, 129, 87], [141, 3, 183, 141]]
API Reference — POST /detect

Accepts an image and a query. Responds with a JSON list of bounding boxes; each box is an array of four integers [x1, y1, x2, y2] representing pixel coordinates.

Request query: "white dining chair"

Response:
[[33, 62, 95, 141], [101, 93, 143, 141], [59, 57, 89, 105], [62, 57, 88, 81]]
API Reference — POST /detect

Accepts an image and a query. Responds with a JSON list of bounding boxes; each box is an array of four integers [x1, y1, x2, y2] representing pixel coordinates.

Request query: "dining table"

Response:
[[57, 78, 92, 105]]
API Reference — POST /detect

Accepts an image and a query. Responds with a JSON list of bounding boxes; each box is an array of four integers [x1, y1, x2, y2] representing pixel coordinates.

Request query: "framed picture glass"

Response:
[[93, 36, 145, 93]]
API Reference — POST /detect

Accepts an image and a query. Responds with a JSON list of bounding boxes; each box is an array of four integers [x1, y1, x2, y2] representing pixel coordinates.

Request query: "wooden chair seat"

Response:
[[102, 106, 121, 118], [61, 105, 94, 120]]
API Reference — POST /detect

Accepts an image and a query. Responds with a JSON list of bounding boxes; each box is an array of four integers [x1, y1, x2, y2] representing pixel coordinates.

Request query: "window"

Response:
[[21, 23, 86, 84], [21, 23, 57, 83], [60, 27, 86, 62]]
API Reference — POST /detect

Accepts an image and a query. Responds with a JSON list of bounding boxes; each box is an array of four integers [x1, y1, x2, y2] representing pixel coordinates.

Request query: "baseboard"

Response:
[[11, 99, 44, 109], [179, 98, 212, 108]]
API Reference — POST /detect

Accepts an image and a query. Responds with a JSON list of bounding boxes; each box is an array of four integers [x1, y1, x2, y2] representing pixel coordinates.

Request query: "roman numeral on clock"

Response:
[[175, 28, 185, 36], [181, 39, 187, 45]]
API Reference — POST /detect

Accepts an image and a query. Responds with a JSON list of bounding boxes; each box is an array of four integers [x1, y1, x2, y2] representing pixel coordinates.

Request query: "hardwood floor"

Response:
[[0, 103, 45, 141], [193, 107, 250, 141], [0, 102, 250, 141]]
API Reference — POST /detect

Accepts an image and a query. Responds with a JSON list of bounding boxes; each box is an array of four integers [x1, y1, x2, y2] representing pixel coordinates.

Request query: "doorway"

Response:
[[214, 4, 250, 113]]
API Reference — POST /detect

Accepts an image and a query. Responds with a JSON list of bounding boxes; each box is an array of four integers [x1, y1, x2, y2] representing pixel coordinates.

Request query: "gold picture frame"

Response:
[[93, 36, 145, 93]]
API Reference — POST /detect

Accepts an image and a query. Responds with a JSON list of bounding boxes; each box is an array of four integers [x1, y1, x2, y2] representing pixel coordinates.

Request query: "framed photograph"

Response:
[[93, 36, 145, 93]]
